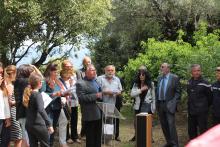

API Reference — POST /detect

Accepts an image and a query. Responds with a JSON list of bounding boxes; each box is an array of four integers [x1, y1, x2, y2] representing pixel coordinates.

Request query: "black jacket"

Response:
[[26, 91, 51, 128], [14, 78, 29, 120], [212, 81, 220, 117], [187, 77, 212, 115]]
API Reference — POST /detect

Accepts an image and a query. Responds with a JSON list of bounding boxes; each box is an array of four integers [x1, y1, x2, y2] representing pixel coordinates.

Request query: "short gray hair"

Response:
[[190, 64, 201, 70]]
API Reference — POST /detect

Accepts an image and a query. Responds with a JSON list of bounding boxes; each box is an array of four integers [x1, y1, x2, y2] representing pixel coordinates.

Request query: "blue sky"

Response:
[[17, 39, 91, 69]]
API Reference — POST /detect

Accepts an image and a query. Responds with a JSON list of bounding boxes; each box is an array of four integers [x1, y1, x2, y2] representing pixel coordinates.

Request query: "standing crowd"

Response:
[[0, 56, 220, 147]]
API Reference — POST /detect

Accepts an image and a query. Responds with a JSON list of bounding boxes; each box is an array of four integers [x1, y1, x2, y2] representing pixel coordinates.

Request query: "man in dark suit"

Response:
[[76, 64, 102, 147], [156, 63, 181, 147]]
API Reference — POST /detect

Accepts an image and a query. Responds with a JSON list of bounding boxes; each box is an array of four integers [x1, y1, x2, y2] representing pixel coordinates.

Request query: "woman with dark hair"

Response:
[[129, 65, 156, 141], [15, 64, 35, 147], [41, 63, 64, 146], [15, 64, 43, 147]]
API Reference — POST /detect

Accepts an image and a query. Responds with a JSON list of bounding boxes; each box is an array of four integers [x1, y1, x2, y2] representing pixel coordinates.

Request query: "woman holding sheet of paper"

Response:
[[61, 60, 81, 144], [41, 63, 65, 147]]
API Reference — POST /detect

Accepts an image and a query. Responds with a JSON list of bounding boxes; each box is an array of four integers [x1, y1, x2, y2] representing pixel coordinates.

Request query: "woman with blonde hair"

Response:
[[25, 73, 53, 147], [5, 65, 23, 147], [0, 62, 11, 147]]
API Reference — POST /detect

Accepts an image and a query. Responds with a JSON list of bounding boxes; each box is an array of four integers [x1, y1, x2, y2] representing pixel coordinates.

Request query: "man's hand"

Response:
[[96, 92, 102, 99]]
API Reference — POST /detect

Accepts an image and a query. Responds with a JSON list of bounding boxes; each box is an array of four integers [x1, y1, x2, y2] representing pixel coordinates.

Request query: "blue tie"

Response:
[[160, 76, 165, 100]]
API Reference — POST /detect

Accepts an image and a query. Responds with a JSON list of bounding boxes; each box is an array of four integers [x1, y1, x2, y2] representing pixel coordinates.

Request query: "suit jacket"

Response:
[[76, 79, 101, 121], [156, 73, 181, 114]]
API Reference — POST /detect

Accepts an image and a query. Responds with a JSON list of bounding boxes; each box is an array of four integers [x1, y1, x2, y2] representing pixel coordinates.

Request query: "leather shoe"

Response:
[[115, 137, 121, 142], [129, 136, 135, 142], [162, 144, 171, 147], [66, 139, 74, 144], [73, 139, 81, 143]]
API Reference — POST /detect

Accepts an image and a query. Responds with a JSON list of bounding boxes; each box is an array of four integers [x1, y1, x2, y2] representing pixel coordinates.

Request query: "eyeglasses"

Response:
[[139, 73, 145, 76]]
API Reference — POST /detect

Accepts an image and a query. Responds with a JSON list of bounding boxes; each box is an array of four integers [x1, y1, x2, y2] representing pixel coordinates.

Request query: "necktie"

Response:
[[160, 76, 165, 100]]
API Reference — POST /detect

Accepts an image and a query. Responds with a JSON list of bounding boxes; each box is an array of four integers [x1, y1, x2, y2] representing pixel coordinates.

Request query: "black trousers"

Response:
[[114, 106, 121, 139], [158, 102, 179, 147], [0, 119, 10, 147], [71, 107, 79, 139], [26, 125, 50, 147], [188, 113, 208, 140], [213, 115, 220, 126], [47, 109, 61, 146], [85, 119, 102, 147]]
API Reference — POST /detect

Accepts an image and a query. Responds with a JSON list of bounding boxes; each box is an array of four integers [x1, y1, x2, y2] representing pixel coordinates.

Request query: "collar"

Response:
[[84, 76, 96, 81], [163, 73, 170, 79], [104, 75, 116, 80]]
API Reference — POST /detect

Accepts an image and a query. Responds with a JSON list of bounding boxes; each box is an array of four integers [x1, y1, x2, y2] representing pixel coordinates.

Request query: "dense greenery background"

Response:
[[1, 0, 220, 103]]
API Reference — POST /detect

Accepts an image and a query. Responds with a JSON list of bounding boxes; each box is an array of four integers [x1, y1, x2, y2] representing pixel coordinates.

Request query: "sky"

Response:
[[17, 39, 91, 70]]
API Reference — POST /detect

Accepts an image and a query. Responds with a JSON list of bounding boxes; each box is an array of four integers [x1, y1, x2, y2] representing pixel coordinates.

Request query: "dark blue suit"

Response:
[[156, 73, 181, 147]]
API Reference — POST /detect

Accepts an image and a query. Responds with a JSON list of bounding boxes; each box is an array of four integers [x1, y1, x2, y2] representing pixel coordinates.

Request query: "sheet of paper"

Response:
[[41, 92, 52, 108], [104, 124, 114, 135]]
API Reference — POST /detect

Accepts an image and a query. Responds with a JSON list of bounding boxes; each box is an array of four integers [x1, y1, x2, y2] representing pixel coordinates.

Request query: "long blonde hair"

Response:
[[23, 73, 43, 107]]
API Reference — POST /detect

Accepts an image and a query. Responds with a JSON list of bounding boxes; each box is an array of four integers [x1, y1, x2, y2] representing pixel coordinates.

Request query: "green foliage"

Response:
[[92, 0, 161, 74], [122, 22, 220, 92], [0, 0, 113, 66]]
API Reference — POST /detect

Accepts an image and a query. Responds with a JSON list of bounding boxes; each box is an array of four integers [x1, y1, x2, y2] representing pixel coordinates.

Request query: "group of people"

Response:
[[130, 63, 220, 147], [0, 56, 124, 147], [1, 56, 220, 147]]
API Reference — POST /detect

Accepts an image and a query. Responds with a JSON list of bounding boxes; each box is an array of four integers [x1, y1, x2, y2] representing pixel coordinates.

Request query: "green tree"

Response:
[[92, 0, 161, 74], [0, 0, 112, 66], [92, 0, 220, 74], [122, 22, 220, 92]]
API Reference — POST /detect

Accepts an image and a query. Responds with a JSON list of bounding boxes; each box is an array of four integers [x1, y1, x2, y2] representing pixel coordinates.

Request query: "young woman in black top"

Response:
[[25, 73, 54, 147]]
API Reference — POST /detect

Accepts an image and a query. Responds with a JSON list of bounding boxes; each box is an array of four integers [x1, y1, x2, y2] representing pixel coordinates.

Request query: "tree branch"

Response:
[[15, 42, 36, 64]]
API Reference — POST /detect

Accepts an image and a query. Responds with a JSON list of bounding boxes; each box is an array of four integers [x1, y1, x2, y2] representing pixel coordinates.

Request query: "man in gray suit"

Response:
[[156, 63, 181, 147], [76, 64, 102, 147]]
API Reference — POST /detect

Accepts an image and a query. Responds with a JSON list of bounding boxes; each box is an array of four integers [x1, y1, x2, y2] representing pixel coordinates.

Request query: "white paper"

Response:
[[62, 88, 73, 95], [41, 92, 52, 108], [104, 124, 114, 135]]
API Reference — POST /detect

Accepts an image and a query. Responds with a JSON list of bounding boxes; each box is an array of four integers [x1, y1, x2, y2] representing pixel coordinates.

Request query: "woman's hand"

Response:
[[141, 85, 148, 92], [48, 126, 54, 134], [5, 118, 11, 127]]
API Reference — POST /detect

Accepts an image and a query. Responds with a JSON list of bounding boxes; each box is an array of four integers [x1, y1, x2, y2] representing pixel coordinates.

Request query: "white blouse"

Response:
[[0, 90, 10, 119]]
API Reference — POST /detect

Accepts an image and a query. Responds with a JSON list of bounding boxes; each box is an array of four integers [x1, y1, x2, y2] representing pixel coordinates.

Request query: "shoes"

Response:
[[67, 139, 74, 144], [129, 136, 135, 142], [73, 139, 81, 143], [115, 137, 121, 142]]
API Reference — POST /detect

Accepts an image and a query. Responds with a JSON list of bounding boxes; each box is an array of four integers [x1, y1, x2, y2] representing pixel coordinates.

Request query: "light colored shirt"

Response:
[[0, 90, 10, 119], [159, 73, 170, 100], [97, 75, 122, 105]]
